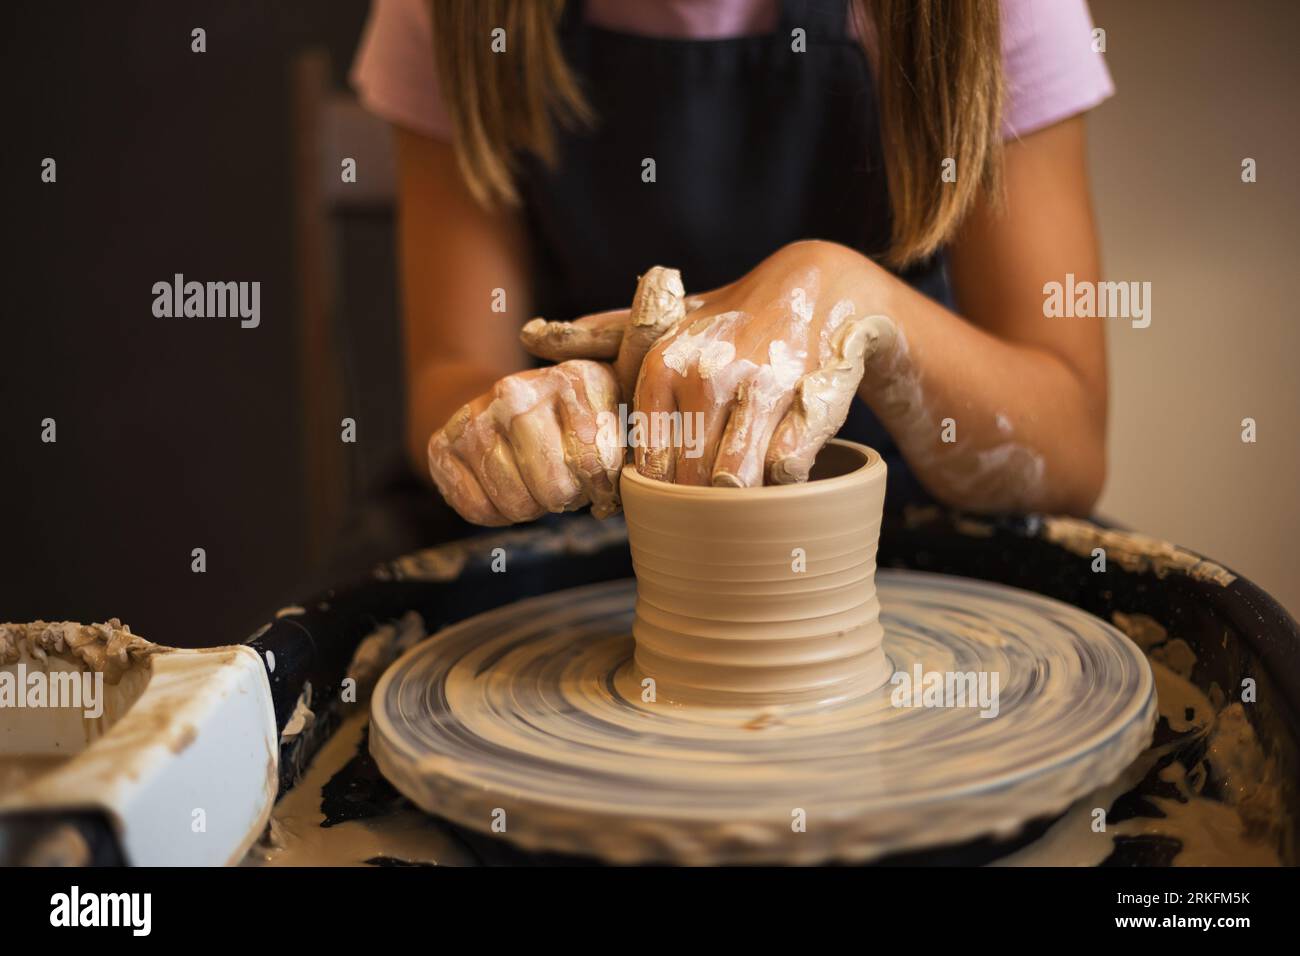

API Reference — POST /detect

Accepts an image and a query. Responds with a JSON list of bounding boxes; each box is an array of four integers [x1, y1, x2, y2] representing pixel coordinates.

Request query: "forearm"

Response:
[[405, 360, 515, 482], [845, 250, 1105, 514], [394, 127, 535, 485]]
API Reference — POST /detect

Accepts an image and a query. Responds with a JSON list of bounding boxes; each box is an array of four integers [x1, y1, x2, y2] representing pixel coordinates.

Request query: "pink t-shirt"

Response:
[[352, 0, 1113, 142]]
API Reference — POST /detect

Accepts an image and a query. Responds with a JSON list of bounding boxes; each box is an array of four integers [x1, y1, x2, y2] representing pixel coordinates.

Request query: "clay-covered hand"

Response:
[[427, 360, 622, 525], [519, 267, 697, 400], [634, 241, 896, 487]]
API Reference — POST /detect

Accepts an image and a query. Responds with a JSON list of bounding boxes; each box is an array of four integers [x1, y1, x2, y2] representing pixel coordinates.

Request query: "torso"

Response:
[[518, 0, 949, 505]]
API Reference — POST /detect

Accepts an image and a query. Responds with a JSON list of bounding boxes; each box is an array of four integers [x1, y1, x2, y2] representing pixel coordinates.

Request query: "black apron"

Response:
[[519, 0, 950, 508]]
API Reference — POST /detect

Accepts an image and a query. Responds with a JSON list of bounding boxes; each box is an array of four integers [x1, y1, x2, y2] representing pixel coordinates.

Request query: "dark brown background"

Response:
[[3, 2, 373, 646]]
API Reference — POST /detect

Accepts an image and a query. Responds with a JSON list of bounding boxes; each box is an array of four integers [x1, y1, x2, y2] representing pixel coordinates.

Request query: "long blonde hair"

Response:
[[429, 0, 1003, 268]]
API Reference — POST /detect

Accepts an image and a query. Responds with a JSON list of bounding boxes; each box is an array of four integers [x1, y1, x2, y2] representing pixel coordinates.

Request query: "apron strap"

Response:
[[778, 0, 851, 39]]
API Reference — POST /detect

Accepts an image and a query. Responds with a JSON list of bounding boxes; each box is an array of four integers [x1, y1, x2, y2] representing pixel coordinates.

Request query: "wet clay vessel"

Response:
[[620, 439, 887, 706]]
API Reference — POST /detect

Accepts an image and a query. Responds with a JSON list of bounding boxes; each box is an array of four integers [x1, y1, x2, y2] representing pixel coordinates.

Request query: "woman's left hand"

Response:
[[634, 241, 894, 486]]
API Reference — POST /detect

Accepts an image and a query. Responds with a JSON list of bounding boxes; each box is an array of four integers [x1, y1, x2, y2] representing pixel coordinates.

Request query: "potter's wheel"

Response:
[[371, 571, 1155, 864]]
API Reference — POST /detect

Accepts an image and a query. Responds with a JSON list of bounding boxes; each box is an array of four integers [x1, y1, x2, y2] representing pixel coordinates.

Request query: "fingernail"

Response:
[[771, 458, 810, 484]]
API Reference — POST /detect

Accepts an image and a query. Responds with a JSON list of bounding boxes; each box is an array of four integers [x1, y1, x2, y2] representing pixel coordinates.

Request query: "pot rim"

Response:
[[620, 439, 884, 501]]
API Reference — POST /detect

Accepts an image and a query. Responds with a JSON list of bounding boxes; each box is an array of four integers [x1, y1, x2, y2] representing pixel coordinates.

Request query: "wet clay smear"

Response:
[[368, 574, 1155, 864], [0, 619, 163, 684], [997, 610, 1285, 866], [0, 755, 74, 795], [244, 708, 475, 867]]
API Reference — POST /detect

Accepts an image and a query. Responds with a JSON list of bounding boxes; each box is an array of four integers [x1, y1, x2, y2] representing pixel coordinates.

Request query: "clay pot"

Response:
[[620, 440, 889, 707]]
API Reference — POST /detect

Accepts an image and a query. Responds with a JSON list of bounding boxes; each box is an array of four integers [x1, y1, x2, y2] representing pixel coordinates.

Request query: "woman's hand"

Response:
[[633, 242, 893, 486], [426, 242, 893, 527], [426, 359, 622, 525], [427, 267, 693, 527]]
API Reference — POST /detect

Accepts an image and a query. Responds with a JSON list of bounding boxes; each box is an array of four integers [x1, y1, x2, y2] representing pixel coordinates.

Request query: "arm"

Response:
[[423, 119, 1106, 521], [395, 126, 532, 479], [858, 115, 1107, 514], [628, 117, 1105, 515], [407, 127, 641, 523]]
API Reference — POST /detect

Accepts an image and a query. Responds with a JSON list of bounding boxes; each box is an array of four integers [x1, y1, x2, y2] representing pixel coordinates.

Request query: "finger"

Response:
[[554, 361, 623, 517], [520, 308, 629, 362], [473, 430, 547, 522], [632, 364, 678, 483], [427, 412, 509, 526], [614, 266, 685, 399], [665, 400, 728, 486], [488, 369, 584, 513], [710, 379, 785, 488], [449, 401, 545, 523], [505, 401, 584, 513], [670, 361, 743, 486], [766, 314, 879, 484]]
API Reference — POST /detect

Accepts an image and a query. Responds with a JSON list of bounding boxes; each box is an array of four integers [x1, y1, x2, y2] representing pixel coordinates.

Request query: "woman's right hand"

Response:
[[429, 267, 688, 526], [426, 359, 622, 525]]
